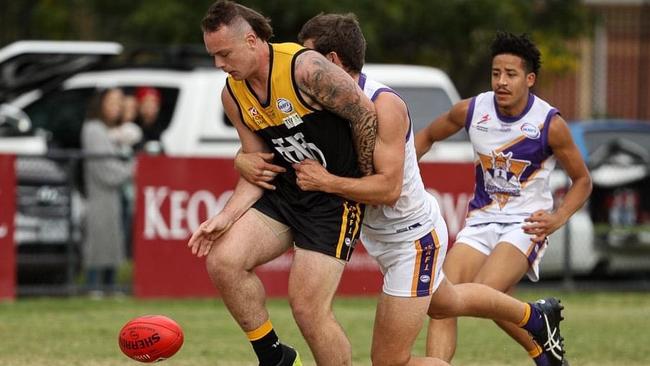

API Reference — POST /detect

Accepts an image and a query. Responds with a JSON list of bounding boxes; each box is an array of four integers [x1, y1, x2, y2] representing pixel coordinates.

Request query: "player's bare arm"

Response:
[[523, 115, 592, 242], [188, 88, 266, 257], [294, 92, 407, 206], [294, 50, 378, 176], [414, 98, 471, 160]]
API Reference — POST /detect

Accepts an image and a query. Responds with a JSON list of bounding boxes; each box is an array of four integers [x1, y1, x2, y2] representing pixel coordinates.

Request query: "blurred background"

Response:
[[2, 0, 649, 120], [0, 0, 649, 298]]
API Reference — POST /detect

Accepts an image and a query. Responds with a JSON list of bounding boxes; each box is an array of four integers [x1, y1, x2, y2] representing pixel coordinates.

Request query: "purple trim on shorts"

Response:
[[494, 92, 535, 123], [527, 239, 546, 265], [415, 232, 438, 297], [464, 97, 477, 132]]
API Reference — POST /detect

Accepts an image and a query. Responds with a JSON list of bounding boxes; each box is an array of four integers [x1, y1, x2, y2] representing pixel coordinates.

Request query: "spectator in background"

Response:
[[81, 87, 134, 296], [134, 86, 164, 153], [109, 92, 143, 154], [108, 91, 142, 259]]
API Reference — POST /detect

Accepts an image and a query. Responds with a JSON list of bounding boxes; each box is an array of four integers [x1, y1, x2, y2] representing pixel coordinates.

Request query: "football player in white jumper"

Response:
[[416, 31, 591, 366]]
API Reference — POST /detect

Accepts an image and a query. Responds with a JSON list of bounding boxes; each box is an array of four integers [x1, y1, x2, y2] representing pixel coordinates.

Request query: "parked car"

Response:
[[0, 41, 122, 291], [569, 119, 650, 274]]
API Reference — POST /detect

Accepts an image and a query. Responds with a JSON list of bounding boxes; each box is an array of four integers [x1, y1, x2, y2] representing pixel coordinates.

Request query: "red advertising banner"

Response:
[[133, 155, 475, 298], [419, 162, 476, 240], [0, 154, 16, 300]]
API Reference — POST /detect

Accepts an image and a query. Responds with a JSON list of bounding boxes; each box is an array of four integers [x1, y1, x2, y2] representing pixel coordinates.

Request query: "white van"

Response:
[[0, 41, 598, 282], [3, 62, 463, 158]]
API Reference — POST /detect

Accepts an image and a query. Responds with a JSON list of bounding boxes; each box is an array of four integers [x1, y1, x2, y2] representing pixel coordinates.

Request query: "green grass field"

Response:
[[1, 290, 648, 366]]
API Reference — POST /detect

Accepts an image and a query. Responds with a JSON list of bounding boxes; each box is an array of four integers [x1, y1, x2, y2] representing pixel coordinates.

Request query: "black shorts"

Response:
[[253, 191, 364, 261]]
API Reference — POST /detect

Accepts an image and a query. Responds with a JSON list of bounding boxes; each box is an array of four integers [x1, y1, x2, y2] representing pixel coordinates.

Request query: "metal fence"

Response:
[[15, 151, 133, 296], [12, 151, 650, 296]]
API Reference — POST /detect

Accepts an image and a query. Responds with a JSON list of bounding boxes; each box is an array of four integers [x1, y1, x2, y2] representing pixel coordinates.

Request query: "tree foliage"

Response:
[[0, 0, 591, 97]]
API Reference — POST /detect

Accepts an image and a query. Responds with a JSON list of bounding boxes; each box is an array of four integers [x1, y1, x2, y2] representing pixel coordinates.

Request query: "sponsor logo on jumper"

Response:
[[277, 98, 294, 114], [477, 150, 531, 208], [247, 107, 264, 126], [521, 122, 541, 139], [477, 113, 491, 124]]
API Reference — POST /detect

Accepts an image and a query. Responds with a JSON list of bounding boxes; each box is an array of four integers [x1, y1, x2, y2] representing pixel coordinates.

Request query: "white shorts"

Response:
[[360, 213, 448, 298], [455, 222, 548, 282]]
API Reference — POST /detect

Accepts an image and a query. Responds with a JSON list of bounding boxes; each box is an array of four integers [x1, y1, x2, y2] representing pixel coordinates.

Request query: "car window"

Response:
[[392, 86, 468, 142], [121, 86, 179, 134], [24, 88, 95, 149], [582, 128, 650, 249], [583, 130, 650, 158]]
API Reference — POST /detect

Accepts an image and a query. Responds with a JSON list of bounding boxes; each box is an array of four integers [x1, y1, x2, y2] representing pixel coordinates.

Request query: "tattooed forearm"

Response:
[[295, 51, 377, 175]]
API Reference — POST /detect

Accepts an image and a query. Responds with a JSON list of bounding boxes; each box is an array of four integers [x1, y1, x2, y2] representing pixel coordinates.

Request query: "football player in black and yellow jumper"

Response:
[[187, 2, 378, 366]]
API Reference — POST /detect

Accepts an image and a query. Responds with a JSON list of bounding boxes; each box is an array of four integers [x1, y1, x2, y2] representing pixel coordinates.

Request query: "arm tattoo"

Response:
[[296, 52, 377, 175]]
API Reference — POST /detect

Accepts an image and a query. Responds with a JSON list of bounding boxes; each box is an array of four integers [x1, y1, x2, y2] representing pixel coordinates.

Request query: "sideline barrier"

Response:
[[0, 154, 16, 300], [133, 155, 474, 298]]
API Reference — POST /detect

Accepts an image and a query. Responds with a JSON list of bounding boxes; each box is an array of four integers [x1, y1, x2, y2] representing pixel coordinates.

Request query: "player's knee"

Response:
[[289, 296, 329, 328], [205, 248, 242, 279], [428, 307, 453, 320], [289, 297, 314, 324], [428, 291, 462, 319], [428, 297, 461, 319]]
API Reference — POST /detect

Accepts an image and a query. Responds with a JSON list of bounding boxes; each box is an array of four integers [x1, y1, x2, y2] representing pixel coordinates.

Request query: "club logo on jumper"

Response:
[[478, 150, 531, 209], [277, 98, 294, 114], [271, 132, 326, 166], [521, 122, 541, 139], [419, 274, 431, 283], [247, 107, 265, 126]]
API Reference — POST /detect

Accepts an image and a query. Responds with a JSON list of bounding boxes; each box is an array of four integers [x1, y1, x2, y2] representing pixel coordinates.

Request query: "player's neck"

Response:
[[247, 43, 271, 93], [497, 91, 531, 117]]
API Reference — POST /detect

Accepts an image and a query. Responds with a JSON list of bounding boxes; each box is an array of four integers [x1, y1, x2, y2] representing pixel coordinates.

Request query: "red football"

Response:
[[118, 315, 184, 363]]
